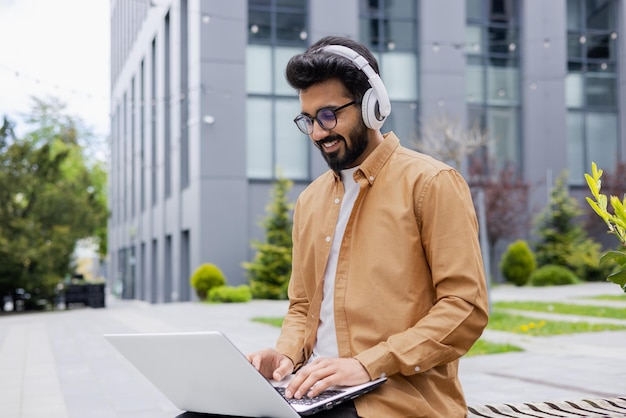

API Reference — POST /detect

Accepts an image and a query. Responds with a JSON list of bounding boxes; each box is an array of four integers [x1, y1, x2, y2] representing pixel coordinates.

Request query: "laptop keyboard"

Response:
[[275, 386, 345, 406]]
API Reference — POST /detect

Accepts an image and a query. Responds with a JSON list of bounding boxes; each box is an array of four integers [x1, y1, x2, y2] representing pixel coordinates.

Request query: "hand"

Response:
[[285, 357, 370, 399], [247, 348, 294, 381]]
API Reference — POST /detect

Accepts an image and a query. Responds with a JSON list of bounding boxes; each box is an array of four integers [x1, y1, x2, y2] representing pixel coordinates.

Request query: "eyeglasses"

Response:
[[293, 101, 356, 135]]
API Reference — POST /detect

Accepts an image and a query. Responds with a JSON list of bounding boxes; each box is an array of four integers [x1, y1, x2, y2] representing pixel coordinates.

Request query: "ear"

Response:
[[361, 88, 384, 130]]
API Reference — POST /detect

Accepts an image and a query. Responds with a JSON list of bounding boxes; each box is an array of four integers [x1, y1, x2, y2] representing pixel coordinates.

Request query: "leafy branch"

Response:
[[585, 162, 626, 291]]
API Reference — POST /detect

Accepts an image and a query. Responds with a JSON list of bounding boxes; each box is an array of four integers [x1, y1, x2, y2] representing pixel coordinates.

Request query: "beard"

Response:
[[317, 120, 369, 173]]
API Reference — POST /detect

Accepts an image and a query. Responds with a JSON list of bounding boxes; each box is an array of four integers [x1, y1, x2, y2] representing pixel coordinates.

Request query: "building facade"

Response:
[[108, 0, 625, 302]]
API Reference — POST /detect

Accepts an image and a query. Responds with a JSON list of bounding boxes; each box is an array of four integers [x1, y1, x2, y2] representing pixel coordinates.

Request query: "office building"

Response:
[[108, 0, 625, 302]]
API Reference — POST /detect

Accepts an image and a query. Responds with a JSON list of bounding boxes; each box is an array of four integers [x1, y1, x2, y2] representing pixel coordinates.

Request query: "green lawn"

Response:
[[465, 339, 523, 357], [493, 301, 626, 320], [251, 301, 626, 356], [584, 294, 626, 302]]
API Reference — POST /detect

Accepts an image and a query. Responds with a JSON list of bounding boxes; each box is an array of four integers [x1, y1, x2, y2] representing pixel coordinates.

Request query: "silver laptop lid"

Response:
[[105, 331, 300, 418]]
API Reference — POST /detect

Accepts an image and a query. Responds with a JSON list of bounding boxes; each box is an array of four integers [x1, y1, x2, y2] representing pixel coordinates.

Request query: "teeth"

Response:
[[323, 140, 338, 148]]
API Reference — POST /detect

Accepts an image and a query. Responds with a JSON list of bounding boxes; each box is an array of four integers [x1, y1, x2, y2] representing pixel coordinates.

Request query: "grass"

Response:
[[252, 316, 284, 327], [251, 300, 626, 356], [486, 311, 626, 335], [493, 301, 626, 320], [466, 339, 523, 357], [584, 294, 626, 301]]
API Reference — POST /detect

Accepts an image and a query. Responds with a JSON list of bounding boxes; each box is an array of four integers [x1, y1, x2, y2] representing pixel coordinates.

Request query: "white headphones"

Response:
[[321, 44, 391, 130]]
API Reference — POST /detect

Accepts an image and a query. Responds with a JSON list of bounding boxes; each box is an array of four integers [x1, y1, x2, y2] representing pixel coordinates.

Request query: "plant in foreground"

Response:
[[585, 162, 626, 292]]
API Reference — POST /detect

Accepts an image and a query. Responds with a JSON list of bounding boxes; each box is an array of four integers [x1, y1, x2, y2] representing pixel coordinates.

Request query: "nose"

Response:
[[310, 119, 330, 141]]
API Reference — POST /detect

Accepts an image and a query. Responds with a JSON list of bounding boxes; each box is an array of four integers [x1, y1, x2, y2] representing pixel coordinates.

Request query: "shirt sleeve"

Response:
[[274, 198, 309, 368], [355, 169, 489, 378]]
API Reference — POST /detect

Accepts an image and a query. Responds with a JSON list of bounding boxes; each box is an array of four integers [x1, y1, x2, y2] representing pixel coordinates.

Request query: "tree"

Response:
[[468, 159, 530, 279], [0, 98, 108, 308], [413, 112, 490, 171], [243, 176, 293, 300], [534, 171, 607, 281]]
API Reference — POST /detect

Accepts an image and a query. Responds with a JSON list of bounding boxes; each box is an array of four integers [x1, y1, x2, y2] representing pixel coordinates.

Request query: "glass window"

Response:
[[383, 101, 418, 148], [466, 25, 482, 53], [247, 0, 309, 180], [586, 0, 615, 30], [276, 12, 306, 42], [487, 64, 519, 105], [467, 0, 482, 20], [384, 20, 416, 50], [277, 0, 305, 7], [586, 33, 613, 60], [381, 52, 417, 101], [466, 64, 484, 103], [247, 45, 272, 94], [586, 112, 618, 172], [488, 27, 517, 55], [586, 75, 616, 107], [565, 73, 584, 107], [567, 112, 585, 183], [384, 0, 416, 18], [488, 107, 519, 168], [274, 46, 303, 95], [246, 98, 273, 178], [489, 0, 516, 23], [248, 10, 271, 43], [567, 33, 584, 59], [275, 99, 308, 179], [567, 0, 581, 30], [566, 0, 619, 185]]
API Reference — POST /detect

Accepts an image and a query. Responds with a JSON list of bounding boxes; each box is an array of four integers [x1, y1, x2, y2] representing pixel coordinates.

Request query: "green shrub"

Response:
[[529, 264, 578, 287], [500, 240, 536, 286], [208, 285, 252, 303], [564, 239, 614, 282], [190, 263, 226, 300], [243, 176, 293, 300]]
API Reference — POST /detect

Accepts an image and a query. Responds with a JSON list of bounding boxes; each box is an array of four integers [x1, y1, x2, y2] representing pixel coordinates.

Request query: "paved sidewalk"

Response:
[[0, 282, 624, 418]]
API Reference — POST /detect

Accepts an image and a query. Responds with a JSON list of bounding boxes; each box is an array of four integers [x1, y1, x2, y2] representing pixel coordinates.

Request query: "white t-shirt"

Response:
[[311, 166, 360, 360]]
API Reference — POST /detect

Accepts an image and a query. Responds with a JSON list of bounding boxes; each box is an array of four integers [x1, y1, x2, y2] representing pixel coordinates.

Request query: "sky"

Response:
[[0, 0, 110, 151]]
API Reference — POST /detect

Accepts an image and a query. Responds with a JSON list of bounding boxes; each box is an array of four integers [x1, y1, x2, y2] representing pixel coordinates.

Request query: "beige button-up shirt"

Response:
[[276, 132, 489, 417]]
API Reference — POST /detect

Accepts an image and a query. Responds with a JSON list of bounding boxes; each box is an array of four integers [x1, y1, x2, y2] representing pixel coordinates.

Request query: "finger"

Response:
[[247, 353, 258, 367], [293, 366, 331, 399], [273, 357, 293, 381]]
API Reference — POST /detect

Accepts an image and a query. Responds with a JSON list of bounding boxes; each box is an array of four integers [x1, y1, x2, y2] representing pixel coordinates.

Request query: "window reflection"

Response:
[[566, 0, 619, 184], [246, 0, 308, 180], [465, 0, 520, 172]]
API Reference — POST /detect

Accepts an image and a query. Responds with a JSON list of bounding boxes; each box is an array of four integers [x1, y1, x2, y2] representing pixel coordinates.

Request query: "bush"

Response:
[[529, 264, 579, 287], [208, 285, 252, 303], [564, 239, 614, 282], [190, 263, 226, 300], [500, 240, 536, 286]]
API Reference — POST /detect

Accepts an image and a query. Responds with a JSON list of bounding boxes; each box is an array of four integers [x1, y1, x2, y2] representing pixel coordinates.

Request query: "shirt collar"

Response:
[[330, 132, 400, 184]]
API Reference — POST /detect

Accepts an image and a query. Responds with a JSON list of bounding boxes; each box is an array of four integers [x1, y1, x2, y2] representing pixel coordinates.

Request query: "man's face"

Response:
[[299, 79, 372, 173]]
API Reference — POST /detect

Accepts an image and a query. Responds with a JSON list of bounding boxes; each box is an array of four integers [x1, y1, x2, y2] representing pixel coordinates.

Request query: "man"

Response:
[[248, 35, 489, 417]]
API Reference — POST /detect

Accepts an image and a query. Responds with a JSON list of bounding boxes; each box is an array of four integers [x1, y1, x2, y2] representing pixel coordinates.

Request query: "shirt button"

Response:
[[325, 236, 331, 242], [334, 198, 340, 204], [414, 366, 421, 372], [369, 176, 374, 181]]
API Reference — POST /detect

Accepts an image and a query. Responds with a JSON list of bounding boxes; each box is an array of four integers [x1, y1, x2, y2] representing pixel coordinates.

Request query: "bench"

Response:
[[61, 283, 106, 308], [468, 396, 626, 417]]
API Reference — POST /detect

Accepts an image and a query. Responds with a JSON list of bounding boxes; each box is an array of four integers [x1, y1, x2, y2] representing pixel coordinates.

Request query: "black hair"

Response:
[[285, 36, 380, 101]]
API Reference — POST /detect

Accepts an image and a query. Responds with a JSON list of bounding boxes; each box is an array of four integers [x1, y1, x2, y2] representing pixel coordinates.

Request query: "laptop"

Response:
[[104, 331, 386, 417]]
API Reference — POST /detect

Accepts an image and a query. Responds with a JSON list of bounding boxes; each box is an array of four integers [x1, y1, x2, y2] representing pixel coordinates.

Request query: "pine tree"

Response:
[[534, 172, 607, 280], [243, 176, 293, 299]]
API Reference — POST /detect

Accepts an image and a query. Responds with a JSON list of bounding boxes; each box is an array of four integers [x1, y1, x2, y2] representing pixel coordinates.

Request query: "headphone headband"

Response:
[[321, 45, 391, 129]]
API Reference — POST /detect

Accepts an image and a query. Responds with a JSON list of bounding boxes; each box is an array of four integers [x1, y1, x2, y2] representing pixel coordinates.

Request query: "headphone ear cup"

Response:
[[361, 88, 383, 130]]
